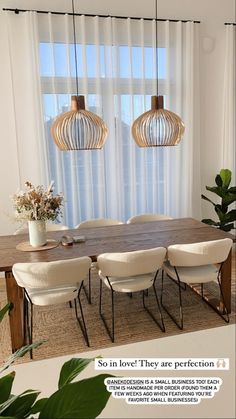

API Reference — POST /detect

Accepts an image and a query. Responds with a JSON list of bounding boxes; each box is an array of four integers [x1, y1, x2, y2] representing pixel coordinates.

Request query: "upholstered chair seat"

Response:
[[161, 238, 233, 329], [97, 247, 166, 342], [163, 262, 219, 284], [127, 213, 173, 224], [75, 218, 123, 303], [75, 218, 123, 229], [12, 256, 92, 357]]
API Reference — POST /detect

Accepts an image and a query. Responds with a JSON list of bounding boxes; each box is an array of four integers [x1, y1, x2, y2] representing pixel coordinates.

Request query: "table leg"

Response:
[[5, 271, 24, 352], [221, 249, 232, 314]]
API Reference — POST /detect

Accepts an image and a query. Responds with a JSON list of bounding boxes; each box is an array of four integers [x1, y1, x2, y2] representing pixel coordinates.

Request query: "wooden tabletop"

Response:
[[0, 218, 233, 272], [2, 217, 234, 353]]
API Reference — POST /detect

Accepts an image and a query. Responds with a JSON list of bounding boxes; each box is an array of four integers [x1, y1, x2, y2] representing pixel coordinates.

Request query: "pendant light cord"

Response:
[[155, 0, 159, 97], [72, 0, 79, 96]]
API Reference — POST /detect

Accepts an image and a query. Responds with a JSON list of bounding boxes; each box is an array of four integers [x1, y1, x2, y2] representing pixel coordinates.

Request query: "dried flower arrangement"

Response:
[[12, 181, 63, 222]]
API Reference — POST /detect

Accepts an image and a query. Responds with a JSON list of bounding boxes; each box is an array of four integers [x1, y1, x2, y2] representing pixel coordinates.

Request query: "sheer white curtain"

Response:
[[4, 12, 201, 227], [4, 11, 49, 187], [222, 25, 236, 184]]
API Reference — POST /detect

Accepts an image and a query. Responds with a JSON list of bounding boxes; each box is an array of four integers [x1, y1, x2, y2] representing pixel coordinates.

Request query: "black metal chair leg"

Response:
[[142, 286, 165, 332], [99, 278, 102, 316], [75, 285, 90, 346], [99, 278, 115, 342], [161, 269, 164, 304], [161, 269, 184, 330], [201, 283, 204, 299], [82, 269, 92, 304], [217, 277, 230, 323], [88, 268, 91, 303], [111, 290, 114, 342]]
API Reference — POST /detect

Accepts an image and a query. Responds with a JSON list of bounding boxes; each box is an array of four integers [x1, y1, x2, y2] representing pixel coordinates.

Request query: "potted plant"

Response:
[[201, 169, 236, 232], [12, 181, 63, 247], [0, 303, 113, 418]]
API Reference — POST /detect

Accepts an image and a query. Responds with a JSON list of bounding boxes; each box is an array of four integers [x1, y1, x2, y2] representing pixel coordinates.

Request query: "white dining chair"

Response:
[[12, 256, 92, 358], [14, 223, 69, 234], [97, 247, 166, 342], [75, 218, 123, 229], [45, 223, 69, 231], [127, 213, 173, 224], [75, 218, 123, 303], [161, 238, 233, 329]]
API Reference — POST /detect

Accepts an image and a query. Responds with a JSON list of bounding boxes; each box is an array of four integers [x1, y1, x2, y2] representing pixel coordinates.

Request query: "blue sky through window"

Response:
[[40, 43, 166, 80]]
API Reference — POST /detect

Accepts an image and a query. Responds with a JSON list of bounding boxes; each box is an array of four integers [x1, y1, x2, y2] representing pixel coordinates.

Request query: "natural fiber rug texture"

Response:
[[0, 253, 235, 364]]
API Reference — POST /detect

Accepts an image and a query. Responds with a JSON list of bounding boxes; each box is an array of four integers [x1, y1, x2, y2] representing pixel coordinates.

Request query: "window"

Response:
[[39, 39, 167, 226]]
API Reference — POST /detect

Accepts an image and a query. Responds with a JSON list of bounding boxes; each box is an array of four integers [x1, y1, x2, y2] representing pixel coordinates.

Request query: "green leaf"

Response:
[[221, 204, 229, 213], [30, 398, 48, 414], [201, 194, 216, 206], [201, 219, 219, 226], [0, 303, 13, 323], [205, 186, 224, 198], [0, 341, 45, 373], [0, 390, 36, 415], [220, 169, 231, 188], [0, 395, 19, 415], [39, 374, 114, 419], [1, 391, 39, 418], [215, 174, 223, 187], [200, 167, 235, 230], [214, 205, 225, 222], [220, 223, 234, 232], [214, 207, 236, 225], [0, 373, 15, 404], [228, 186, 236, 193], [0, 416, 16, 418], [222, 209, 236, 223], [58, 358, 94, 389], [222, 192, 236, 206]]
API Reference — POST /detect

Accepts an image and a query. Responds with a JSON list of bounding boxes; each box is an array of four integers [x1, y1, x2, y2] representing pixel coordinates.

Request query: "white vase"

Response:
[[28, 220, 47, 247]]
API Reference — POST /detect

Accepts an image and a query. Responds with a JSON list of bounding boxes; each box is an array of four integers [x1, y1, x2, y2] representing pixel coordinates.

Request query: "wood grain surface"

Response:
[[0, 218, 233, 351]]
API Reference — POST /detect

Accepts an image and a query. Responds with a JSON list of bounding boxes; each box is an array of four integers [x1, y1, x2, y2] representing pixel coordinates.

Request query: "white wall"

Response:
[[0, 0, 235, 234]]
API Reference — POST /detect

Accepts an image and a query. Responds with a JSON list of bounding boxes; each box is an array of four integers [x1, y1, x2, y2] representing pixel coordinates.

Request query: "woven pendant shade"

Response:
[[132, 96, 185, 147], [51, 96, 108, 150]]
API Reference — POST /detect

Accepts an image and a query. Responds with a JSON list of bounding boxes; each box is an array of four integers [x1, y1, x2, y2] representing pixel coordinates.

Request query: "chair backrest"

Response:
[[75, 218, 123, 229], [46, 223, 69, 231], [167, 238, 233, 267], [127, 213, 173, 224], [12, 257, 91, 289], [14, 223, 69, 235], [97, 247, 166, 278]]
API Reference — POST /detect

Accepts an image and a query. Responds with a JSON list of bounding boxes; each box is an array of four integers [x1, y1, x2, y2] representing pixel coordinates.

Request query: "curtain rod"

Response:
[[2, 8, 201, 24], [224, 22, 236, 25]]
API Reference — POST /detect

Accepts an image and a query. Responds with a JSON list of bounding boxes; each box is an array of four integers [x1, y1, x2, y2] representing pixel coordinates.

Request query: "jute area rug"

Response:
[[0, 253, 235, 364]]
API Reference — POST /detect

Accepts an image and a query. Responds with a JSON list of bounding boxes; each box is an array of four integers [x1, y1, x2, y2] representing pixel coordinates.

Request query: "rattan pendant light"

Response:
[[51, 0, 108, 150], [132, 0, 185, 147]]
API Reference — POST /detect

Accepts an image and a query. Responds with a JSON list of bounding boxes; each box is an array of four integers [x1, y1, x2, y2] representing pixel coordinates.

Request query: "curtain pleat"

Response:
[[94, 16, 106, 218], [64, 14, 80, 228], [5, 12, 201, 227]]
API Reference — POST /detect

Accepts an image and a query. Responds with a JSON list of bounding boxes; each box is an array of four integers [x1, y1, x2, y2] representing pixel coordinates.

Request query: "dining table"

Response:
[[0, 217, 234, 352]]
